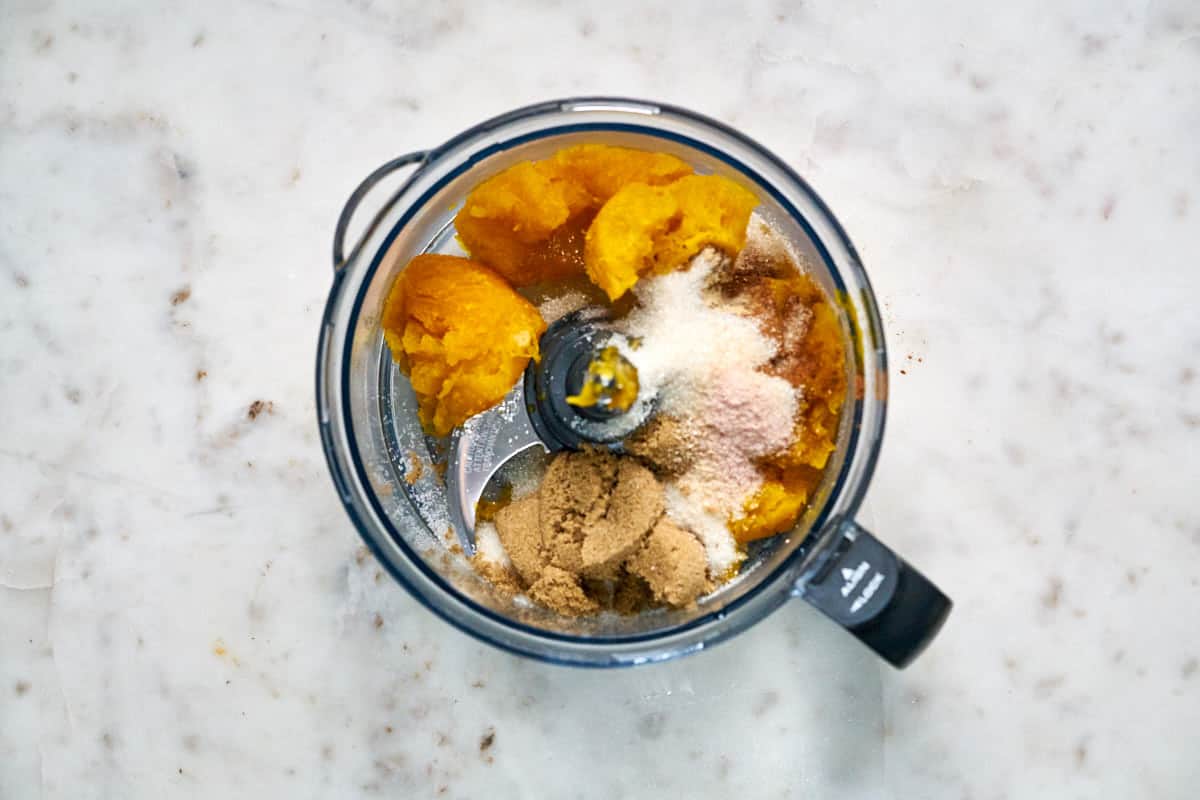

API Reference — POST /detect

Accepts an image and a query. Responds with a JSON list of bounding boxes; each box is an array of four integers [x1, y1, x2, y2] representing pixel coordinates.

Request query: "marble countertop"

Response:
[[3, 1, 1198, 797]]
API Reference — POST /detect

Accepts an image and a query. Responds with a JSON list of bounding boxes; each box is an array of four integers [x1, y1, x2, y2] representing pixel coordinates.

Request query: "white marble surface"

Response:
[[2, 0, 1199, 797]]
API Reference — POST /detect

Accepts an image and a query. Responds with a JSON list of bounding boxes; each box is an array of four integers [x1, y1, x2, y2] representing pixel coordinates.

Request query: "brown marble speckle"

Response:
[[192, 32, 205, 47], [371, 755, 405, 777], [14, 273, 29, 288], [14, 680, 31, 696], [479, 727, 495, 753], [1074, 738, 1089, 768], [195, 370, 207, 381], [247, 400, 274, 420], [1034, 675, 1066, 697], [170, 286, 191, 305], [1041, 577, 1063, 609]]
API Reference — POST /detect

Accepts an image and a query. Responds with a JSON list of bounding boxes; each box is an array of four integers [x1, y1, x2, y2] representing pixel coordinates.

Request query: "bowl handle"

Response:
[[332, 151, 430, 272], [796, 520, 952, 668]]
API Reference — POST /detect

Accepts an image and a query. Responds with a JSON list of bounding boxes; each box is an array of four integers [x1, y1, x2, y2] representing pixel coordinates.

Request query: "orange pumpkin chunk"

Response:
[[584, 175, 759, 300], [454, 145, 692, 286], [380, 254, 546, 436]]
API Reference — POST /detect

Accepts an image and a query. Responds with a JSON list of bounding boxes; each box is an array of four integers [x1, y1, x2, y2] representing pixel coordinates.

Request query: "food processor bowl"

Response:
[[316, 98, 950, 667]]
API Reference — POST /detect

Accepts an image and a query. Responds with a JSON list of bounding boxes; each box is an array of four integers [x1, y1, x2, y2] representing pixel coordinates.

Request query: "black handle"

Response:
[[799, 521, 951, 668], [332, 151, 430, 272]]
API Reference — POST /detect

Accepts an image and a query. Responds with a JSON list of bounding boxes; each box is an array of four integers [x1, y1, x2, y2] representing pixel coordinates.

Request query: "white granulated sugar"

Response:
[[617, 250, 776, 410], [474, 521, 511, 567], [617, 249, 800, 523], [495, 446, 549, 500], [538, 290, 590, 324], [664, 485, 742, 578]]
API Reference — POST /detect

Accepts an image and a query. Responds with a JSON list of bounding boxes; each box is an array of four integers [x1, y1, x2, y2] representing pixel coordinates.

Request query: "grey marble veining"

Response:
[[2, 0, 1198, 797]]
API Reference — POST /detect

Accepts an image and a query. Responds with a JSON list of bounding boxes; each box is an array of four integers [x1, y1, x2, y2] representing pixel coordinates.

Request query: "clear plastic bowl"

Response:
[[316, 98, 950, 668]]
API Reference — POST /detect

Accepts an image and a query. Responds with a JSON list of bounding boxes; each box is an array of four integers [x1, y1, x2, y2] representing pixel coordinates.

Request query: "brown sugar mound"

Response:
[[493, 495, 546, 586], [470, 553, 524, 597], [624, 414, 699, 477], [473, 449, 707, 617], [612, 574, 655, 615], [528, 566, 599, 616], [580, 460, 664, 579], [626, 518, 709, 607], [538, 450, 620, 573]]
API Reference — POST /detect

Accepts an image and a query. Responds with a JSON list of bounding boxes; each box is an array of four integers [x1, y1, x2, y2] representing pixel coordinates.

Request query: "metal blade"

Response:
[[445, 381, 549, 555]]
